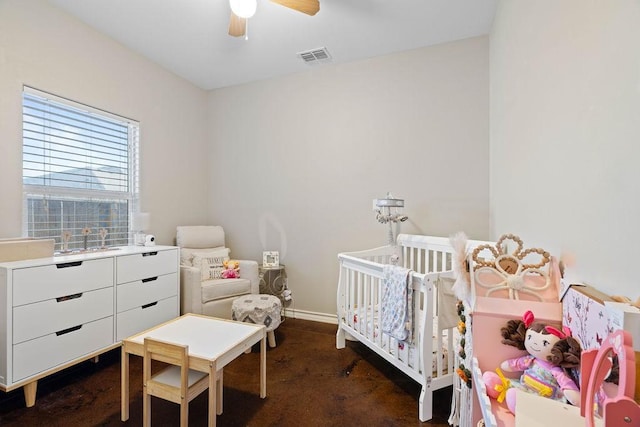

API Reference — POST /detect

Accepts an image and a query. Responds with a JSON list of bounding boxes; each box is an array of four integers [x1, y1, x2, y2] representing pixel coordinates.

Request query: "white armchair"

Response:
[[176, 226, 259, 319]]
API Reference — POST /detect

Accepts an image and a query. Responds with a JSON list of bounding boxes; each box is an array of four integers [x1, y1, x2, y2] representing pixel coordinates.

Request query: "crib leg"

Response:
[[419, 384, 433, 422], [336, 327, 346, 349]]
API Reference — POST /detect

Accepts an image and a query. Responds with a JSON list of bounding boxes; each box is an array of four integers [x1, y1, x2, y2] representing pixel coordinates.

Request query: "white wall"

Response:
[[208, 37, 490, 317], [490, 1, 640, 297], [0, 0, 210, 245], [0, 1, 490, 318]]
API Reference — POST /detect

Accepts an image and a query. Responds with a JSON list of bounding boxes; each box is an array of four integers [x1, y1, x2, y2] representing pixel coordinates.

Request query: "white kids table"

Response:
[[121, 313, 266, 426]]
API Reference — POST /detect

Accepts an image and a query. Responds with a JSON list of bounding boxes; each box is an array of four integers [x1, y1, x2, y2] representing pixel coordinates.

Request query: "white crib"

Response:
[[335, 234, 463, 422]]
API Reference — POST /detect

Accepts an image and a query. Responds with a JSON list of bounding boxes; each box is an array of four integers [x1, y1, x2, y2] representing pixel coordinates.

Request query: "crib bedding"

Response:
[[381, 264, 413, 341], [348, 307, 451, 374]]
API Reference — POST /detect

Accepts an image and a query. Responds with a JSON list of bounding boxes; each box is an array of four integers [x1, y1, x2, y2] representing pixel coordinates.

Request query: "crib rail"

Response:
[[397, 233, 491, 273], [338, 244, 399, 266], [397, 234, 455, 272]]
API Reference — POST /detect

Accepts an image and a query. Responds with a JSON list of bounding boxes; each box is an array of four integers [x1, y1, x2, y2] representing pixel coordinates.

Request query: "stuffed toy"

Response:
[[483, 310, 582, 414], [221, 259, 240, 279]]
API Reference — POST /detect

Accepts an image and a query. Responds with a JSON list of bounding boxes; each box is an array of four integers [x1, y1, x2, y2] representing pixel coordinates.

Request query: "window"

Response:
[[22, 87, 139, 251]]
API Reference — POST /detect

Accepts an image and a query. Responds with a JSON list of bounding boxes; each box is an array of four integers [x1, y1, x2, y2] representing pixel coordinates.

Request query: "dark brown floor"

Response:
[[0, 318, 453, 426]]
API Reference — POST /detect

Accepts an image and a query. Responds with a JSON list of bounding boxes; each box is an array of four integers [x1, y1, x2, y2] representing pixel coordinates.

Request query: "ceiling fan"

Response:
[[228, 0, 320, 38]]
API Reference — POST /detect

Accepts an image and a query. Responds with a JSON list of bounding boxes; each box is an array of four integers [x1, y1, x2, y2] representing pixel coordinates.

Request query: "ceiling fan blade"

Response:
[[228, 12, 247, 37], [270, 0, 320, 16]]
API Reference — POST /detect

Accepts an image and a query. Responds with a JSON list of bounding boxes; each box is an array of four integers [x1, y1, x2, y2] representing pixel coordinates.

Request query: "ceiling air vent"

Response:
[[297, 47, 332, 65]]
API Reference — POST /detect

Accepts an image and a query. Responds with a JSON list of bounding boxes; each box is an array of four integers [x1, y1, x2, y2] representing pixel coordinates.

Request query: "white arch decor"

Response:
[[471, 234, 552, 301]]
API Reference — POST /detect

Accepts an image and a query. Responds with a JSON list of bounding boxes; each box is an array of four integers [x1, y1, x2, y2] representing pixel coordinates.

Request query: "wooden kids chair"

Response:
[[143, 337, 211, 426]]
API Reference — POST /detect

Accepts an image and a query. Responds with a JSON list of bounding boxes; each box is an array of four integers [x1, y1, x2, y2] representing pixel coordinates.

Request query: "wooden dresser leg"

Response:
[[24, 381, 38, 407]]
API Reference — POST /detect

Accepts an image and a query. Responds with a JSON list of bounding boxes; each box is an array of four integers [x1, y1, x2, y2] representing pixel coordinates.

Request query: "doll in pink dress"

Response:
[[484, 310, 582, 414]]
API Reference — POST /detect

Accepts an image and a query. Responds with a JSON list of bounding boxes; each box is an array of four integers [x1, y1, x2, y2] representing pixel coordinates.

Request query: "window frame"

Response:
[[22, 86, 140, 250]]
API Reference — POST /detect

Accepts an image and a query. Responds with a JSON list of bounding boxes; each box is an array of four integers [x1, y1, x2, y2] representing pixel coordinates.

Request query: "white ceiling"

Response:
[[48, 0, 497, 91]]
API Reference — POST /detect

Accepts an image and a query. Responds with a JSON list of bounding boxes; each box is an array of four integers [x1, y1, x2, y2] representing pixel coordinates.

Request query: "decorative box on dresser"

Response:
[[0, 245, 179, 407]]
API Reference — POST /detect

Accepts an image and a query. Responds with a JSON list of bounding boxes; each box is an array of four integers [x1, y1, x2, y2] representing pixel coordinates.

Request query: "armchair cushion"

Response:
[[180, 246, 226, 267], [176, 226, 225, 248], [191, 248, 230, 281], [201, 278, 252, 303], [177, 225, 226, 266]]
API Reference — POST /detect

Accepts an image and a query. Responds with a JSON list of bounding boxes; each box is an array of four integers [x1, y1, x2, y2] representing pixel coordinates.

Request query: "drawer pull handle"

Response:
[[142, 252, 158, 257], [141, 301, 158, 309], [56, 325, 82, 336], [142, 277, 158, 283], [56, 293, 83, 302], [56, 261, 83, 269]]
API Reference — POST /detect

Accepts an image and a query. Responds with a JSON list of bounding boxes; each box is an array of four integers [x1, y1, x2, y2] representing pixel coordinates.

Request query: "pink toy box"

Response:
[[471, 296, 563, 427], [468, 255, 564, 427]]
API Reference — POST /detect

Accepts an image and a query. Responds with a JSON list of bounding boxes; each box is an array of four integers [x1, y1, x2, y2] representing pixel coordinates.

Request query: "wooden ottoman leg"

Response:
[[267, 330, 276, 348]]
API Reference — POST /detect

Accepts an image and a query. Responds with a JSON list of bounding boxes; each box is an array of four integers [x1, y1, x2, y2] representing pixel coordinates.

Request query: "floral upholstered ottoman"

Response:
[[232, 294, 282, 347]]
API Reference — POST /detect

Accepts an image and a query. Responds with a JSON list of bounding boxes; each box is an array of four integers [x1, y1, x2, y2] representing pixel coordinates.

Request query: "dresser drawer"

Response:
[[13, 316, 113, 382], [116, 273, 177, 314], [13, 287, 113, 344], [13, 258, 114, 307], [116, 249, 178, 284], [116, 296, 178, 341]]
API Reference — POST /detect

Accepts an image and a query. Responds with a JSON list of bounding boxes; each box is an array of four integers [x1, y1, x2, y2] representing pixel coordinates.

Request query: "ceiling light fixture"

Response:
[[228, 0, 320, 39], [229, 0, 257, 18]]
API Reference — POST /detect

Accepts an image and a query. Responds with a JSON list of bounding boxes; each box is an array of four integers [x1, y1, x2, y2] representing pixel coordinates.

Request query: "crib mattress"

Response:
[[348, 309, 450, 374]]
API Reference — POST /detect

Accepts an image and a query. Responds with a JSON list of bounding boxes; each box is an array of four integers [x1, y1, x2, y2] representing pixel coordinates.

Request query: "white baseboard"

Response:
[[283, 308, 337, 324]]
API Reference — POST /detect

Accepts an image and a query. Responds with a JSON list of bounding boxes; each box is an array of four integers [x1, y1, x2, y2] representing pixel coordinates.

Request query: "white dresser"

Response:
[[0, 245, 179, 406]]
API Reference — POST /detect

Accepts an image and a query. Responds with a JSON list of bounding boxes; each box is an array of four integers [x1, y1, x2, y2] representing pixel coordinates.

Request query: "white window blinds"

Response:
[[22, 87, 140, 251]]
